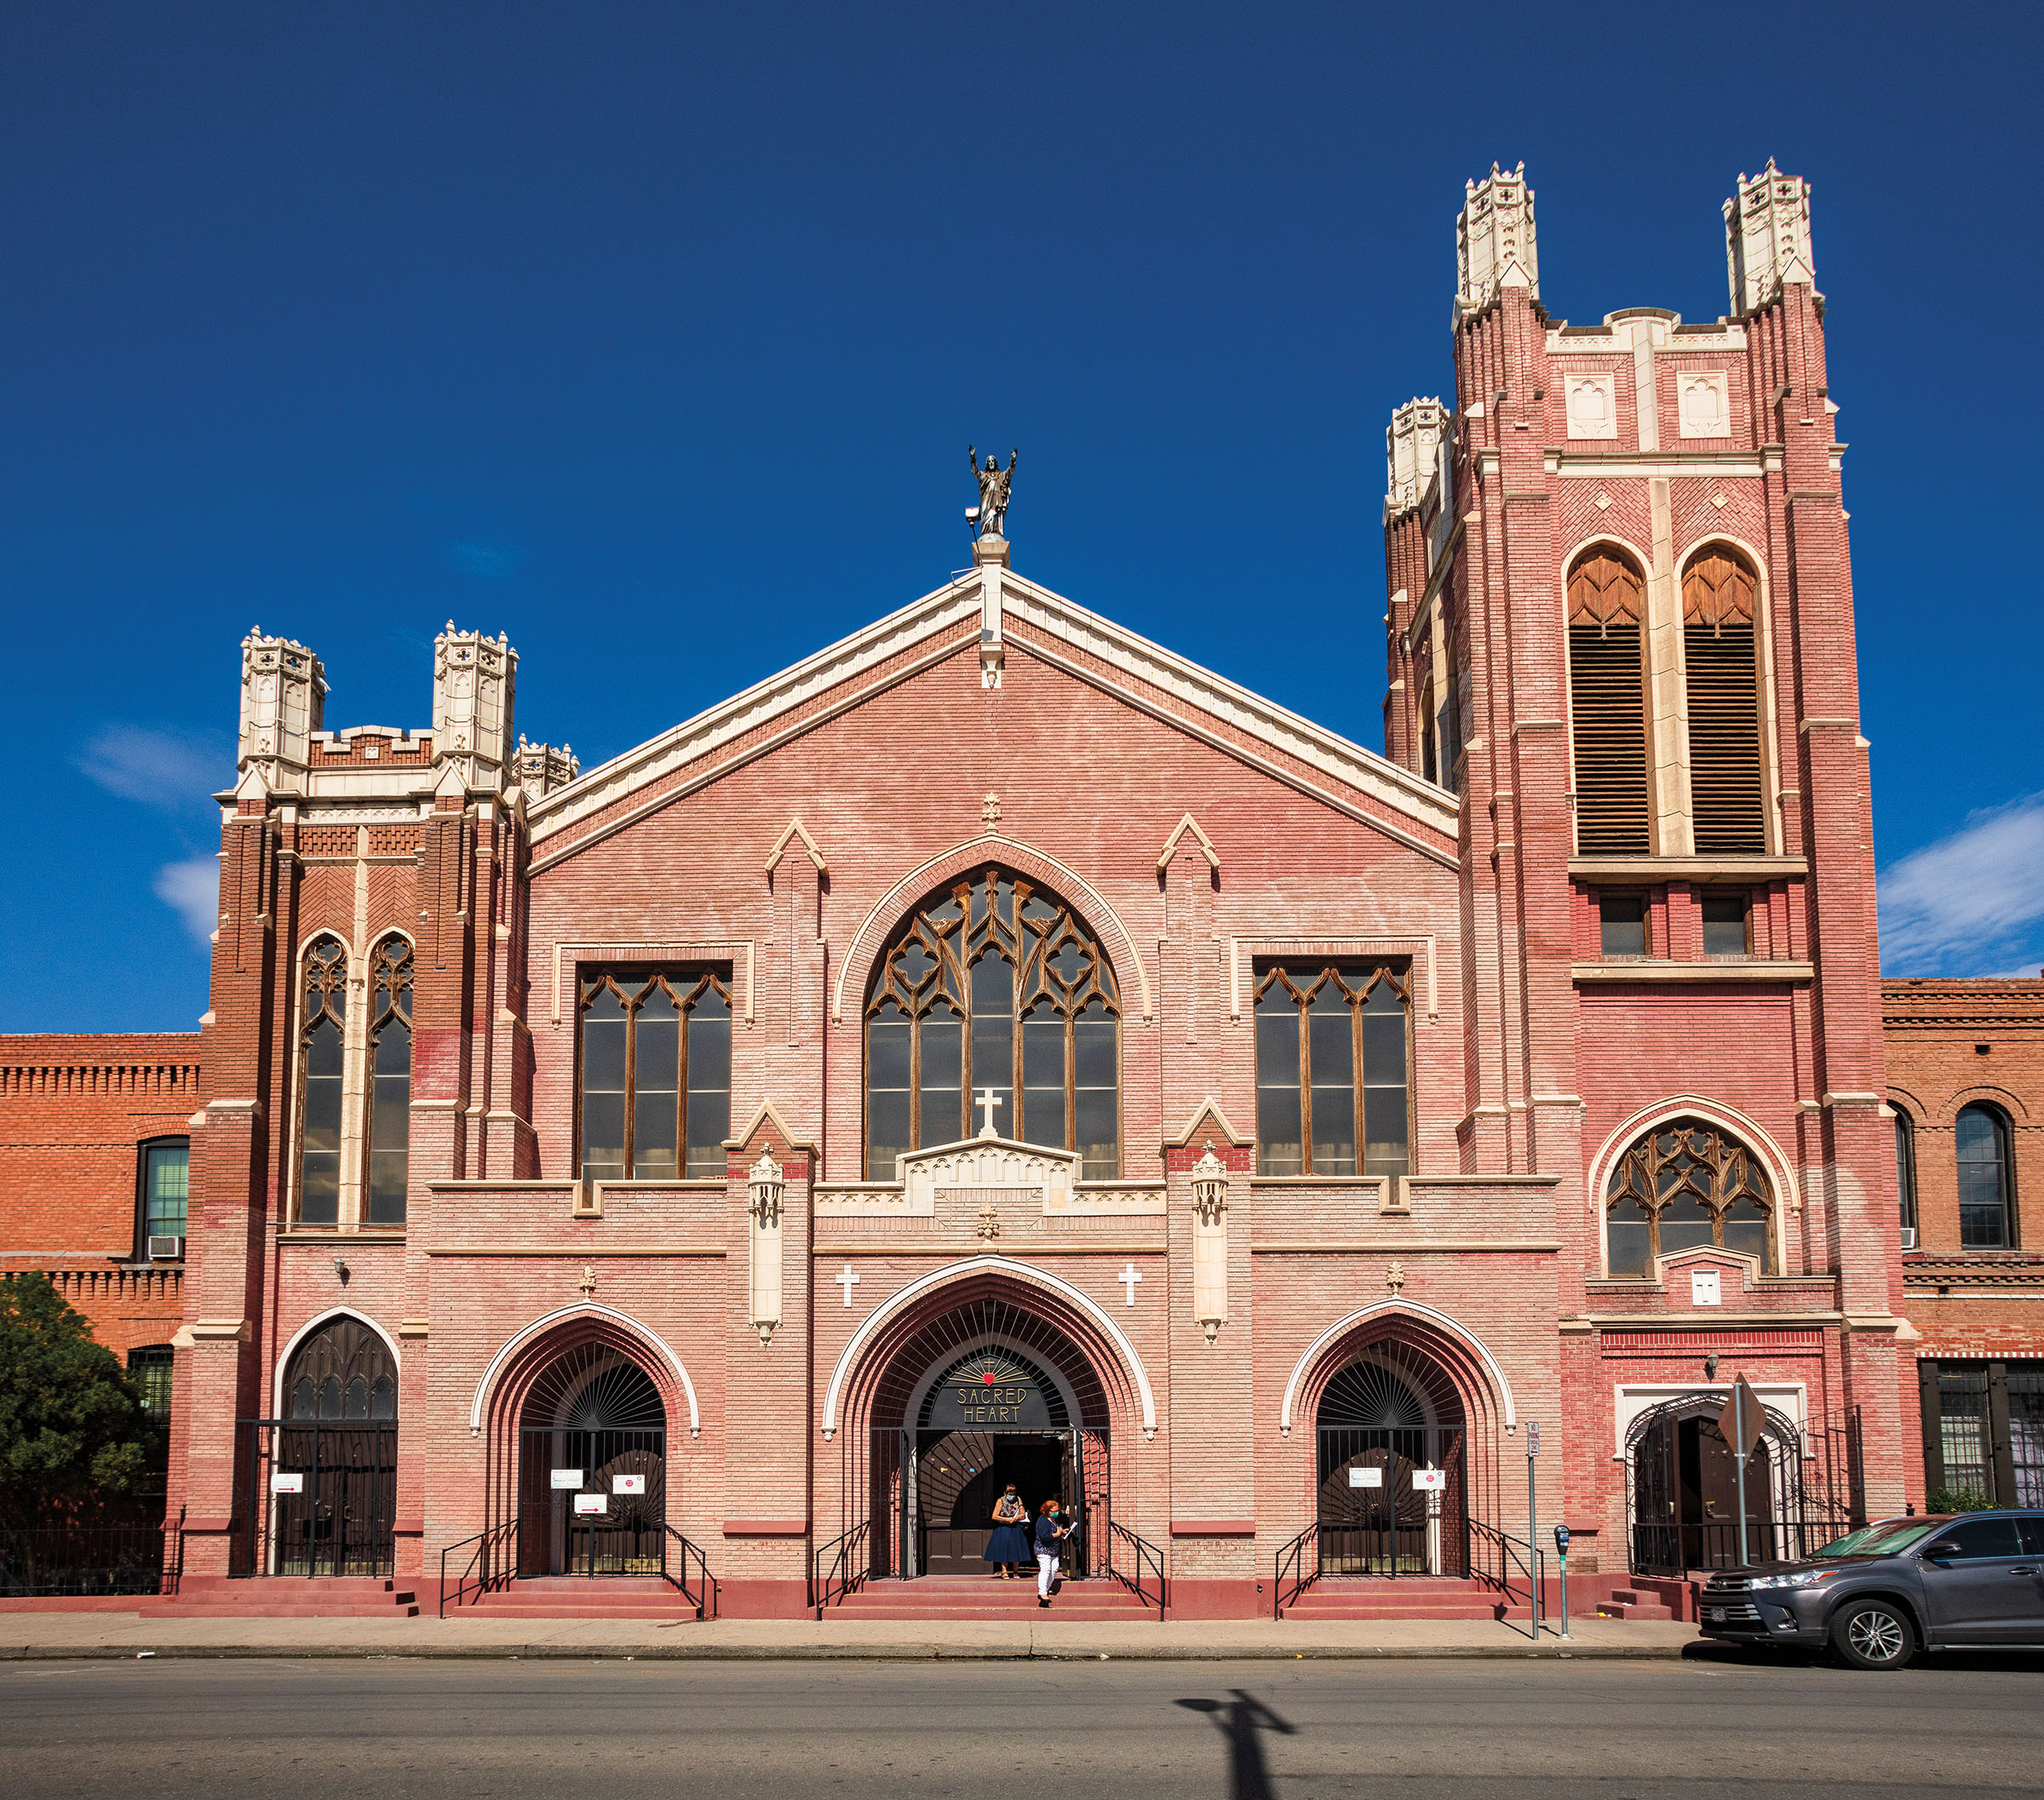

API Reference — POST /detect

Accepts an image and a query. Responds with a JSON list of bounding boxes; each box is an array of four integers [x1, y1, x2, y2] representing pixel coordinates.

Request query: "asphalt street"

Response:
[[4, 1654, 2042, 1800]]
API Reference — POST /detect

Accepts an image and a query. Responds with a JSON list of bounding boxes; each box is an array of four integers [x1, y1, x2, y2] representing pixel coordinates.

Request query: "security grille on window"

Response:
[[578, 970, 732, 1180], [127, 1344, 175, 1419], [865, 869, 1120, 1181], [1254, 964, 1410, 1178], [297, 936, 347, 1225], [1605, 1119, 1773, 1275]]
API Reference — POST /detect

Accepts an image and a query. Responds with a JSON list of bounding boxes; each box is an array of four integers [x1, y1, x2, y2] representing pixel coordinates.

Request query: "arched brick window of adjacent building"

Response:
[[1681, 547, 1767, 853], [1605, 1118, 1774, 1275], [365, 937, 413, 1226], [297, 936, 347, 1226], [1895, 1109, 1919, 1247], [284, 1315, 397, 1420], [1566, 549, 1649, 854], [1956, 1104, 2016, 1249], [865, 867, 1121, 1181]]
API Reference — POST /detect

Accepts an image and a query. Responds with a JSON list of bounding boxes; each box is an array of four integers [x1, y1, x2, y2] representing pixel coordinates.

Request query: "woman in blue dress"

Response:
[[984, 1483, 1031, 1578]]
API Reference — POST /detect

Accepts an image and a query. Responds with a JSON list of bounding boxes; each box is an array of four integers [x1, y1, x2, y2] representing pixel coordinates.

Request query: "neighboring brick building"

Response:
[[0, 158, 1920, 1618], [1884, 977, 2044, 1507]]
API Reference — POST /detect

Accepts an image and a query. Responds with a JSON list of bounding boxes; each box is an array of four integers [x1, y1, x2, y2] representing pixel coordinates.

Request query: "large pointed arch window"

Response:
[[577, 969, 732, 1181], [1682, 547, 1766, 852], [865, 868, 1120, 1180], [284, 1314, 398, 1421], [365, 937, 412, 1225], [297, 936, 347, 1225], [1605, 1119, 1774, 1275], [1567, 550, 1650, 854]]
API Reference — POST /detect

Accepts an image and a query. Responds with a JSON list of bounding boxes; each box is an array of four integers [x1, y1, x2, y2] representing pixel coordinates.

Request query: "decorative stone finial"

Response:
[[747, 1150, 784, 1224], [1724, 159, 1817, 316], [1386, 398, 1450, 519], [1190, 1143, 1230, 1224], [1456, 163, 1537, 318], [514, 733, 580, 797]]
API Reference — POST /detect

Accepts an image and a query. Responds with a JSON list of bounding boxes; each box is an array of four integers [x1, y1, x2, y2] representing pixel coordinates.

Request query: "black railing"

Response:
[[1105, 1519, 1167, 1616], [812, 1519, 870, 1616], [439, 1519, 519, 1618], [0, 1520, 174, 1598], [663, 1526, 719, 1619], [1273, 1522, 1318, 1618], [1469, 1520, 1544, 1635], [1632, 1515, 1855, 1579]]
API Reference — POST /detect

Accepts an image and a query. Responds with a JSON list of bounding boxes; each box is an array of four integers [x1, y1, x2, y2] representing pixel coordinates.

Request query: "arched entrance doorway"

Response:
[[860, 1297, 1114, 1582], [1314, 1342, 1467, 1576], [514, 1344, 667, 1577]]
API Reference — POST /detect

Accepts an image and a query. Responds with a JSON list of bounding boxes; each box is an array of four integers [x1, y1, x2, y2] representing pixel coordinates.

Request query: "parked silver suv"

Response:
[[1698, 1511, 2044, 1668]]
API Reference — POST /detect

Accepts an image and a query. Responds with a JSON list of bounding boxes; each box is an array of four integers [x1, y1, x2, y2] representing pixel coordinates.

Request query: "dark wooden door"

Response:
[[917, 1433, 1064, 1574]]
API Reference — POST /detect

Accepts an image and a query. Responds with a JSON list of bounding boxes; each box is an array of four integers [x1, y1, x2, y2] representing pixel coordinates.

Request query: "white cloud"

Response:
[[1878, 790, 2044, 977], [154, 858, 221, 949], [77, 725, 227, 810]]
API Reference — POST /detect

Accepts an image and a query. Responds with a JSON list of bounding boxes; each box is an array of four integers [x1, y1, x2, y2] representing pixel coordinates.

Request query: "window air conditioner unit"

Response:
[[147, 1235, 185, 1262], [1899, 1227, 1917, 1250]]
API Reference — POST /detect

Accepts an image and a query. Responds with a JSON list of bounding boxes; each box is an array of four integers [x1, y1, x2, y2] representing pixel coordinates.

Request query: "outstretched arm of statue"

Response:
[[967, 444, 978, 473]]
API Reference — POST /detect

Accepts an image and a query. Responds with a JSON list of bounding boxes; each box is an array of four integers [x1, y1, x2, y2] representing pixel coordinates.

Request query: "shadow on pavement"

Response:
[[1176, 1690, 1297, 1800]]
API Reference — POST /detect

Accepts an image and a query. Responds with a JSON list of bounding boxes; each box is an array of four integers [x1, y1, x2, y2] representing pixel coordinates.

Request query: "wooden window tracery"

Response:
[[297, 937, 347, 1226], [1681, 548, 1766, 852], [1605, 1119, 1773, 1275], [365, 937, 412, 1226], [864, 868, 1120, 1181], [1567, 550, 1650, 854], [577, 969, 732, 1181], [1253, 964, 1410, 1178], [284, 1316, 397, 1421]]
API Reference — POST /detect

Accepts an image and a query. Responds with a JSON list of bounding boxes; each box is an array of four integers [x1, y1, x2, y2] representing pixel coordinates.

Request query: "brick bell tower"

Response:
[[1380, 161, 1909, 1519]]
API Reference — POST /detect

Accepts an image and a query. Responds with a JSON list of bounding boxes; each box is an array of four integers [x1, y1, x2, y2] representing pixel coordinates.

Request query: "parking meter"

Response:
[[1553, 1524, 1571, 1639]]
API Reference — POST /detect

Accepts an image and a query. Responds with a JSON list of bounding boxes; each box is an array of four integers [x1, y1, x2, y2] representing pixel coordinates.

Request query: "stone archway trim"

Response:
[[820, 1254, 1157, 1441], [1278, 1299, 1516, 1436], [467, 1302, 701, 1438], [830, 834, 1154, 1022], [272, 1305, 403, 1418]]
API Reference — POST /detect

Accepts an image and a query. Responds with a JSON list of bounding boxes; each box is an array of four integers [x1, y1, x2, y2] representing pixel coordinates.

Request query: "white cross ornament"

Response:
[[974, 1087, 1004, 1138], [835, 1264, 861, 1309], [1117, 1262, 1143, 1306]]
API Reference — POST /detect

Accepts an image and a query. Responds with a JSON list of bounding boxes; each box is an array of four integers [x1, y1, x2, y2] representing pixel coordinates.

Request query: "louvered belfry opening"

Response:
[[1682, 550, 1766, 853], [1567, 550, 1650, 854]]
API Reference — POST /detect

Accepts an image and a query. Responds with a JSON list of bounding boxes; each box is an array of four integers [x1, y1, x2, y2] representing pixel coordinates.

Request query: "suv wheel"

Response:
[[1831, 1598, 1915, 1671]]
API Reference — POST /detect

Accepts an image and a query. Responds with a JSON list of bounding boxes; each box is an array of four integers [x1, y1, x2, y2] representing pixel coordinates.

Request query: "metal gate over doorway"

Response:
[[516, 1346, 667, 1577], [239, 1420, 398, 1577], [1314, 1344, 1467, 1577]]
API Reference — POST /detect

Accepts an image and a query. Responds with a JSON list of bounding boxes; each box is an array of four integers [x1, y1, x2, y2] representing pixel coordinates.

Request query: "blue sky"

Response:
[[3, 3, 2039, 1033]]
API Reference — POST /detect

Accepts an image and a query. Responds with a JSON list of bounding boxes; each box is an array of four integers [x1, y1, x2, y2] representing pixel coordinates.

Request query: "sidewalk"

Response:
[[0, 1608, 1698, 1661]]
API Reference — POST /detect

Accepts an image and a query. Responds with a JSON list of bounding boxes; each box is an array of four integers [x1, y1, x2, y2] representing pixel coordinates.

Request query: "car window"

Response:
[[1930, 1517, 2022, 1560], [2019, 1516, 2044, 1557], [1823, 1521, 1936, 1557]]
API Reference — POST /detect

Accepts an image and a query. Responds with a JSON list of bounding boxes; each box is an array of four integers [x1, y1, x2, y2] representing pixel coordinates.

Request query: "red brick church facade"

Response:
[[6, 161, 1930, 1617]]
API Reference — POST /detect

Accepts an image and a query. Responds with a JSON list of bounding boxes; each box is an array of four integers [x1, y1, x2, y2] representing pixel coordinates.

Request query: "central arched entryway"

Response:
[[862, 1296, 1115, 1582], [1314, 1341, 1467, 1576], [515, 1344, 668, 1577]]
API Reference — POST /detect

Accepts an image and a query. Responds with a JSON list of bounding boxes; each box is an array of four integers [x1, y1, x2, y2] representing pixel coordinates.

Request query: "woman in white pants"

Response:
[[1033, 1499, 1071, 1606]]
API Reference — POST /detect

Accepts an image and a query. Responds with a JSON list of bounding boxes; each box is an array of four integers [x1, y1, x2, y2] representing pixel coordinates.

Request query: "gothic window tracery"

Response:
[[365, 937, 412, 1225], [1254, 964, 1410, 1178], [1605, 1118, 1774, 1275], [297, 936, 347, 1226], [864, 868, 1120, 1180], [577, 969, 732, 1181], [284, 1315, 397, 1421]]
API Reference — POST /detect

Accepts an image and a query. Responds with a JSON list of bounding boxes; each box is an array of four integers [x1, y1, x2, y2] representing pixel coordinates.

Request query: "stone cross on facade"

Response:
[[1117, 1262, 1143, 1307], [981, 792, 1001, 824], [835, 1264, 861, 1309], [975, 1087, 1003, 1137]]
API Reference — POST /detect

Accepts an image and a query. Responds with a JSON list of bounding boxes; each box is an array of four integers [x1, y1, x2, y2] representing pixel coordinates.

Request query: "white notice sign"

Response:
[[612, 1473, 646, 1495], [271, 1471, 305, 1495], [1691, 1270, 1723, 1307], [1411, 1469, 1448, 1492], [1349, 1466, 1384, 1488], [550, 1468, 583, 1490], [573, 1493, 607, 1516]]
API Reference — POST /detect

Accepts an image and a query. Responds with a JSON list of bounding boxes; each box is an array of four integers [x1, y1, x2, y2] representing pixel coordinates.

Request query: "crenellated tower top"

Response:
[[1385, 398, 1449, 519], [238, 628, 326, 772], [1455, 163, 1537, 320], [1724, 159, 1817, 317], [433, 622, 518, 784]]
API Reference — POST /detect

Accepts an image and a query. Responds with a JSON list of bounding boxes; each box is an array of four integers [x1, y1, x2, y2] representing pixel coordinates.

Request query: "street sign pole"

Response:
[[1527, 1421, 1542, 1637], [1733, 1379, 1751, 1569]]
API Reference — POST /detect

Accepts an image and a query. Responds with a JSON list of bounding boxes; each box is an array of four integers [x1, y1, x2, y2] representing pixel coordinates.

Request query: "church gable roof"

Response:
[[525, 562, 1457, 871]]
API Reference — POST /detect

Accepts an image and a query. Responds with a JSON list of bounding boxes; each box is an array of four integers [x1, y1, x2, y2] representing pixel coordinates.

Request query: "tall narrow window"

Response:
[[1895, 1111, 1918, 1244], [1604, 1119, 1774, 1273], [576, 971, 732, 1181], [138, 1138, 189, 1257], [1254, 965, 1410, 1178], [298, 937, 347, 1225], [865, 868, 1120, 1179], [1956, 1104, 2014, 1248], [1682, 549, 1766, 853], [365, 937, 412, 1226], [1567, 550, 1649, 854]]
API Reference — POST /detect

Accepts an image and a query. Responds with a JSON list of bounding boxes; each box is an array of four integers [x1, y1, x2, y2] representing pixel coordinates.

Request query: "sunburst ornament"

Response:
[[950, 1350, 1030, 1390]]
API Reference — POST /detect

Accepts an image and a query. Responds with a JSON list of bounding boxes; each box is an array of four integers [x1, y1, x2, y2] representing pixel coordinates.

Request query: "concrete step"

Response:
[[1596, 1597, 1674, 1621], [1280, 1579, 1524, 1623]]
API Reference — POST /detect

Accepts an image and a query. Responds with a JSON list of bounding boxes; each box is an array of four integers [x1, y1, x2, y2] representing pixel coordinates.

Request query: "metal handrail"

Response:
[[812, 1519, 870, 1617], [1469, 1520, 1544, 1634], [438, 1518, 518, 1619], [1273, 1522, 1319, 1618], [1105, 1519, 1167, 1616], [663, 1526, 720, 1619], [167, 1505, 186, 1597]]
